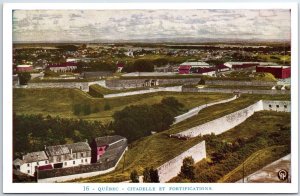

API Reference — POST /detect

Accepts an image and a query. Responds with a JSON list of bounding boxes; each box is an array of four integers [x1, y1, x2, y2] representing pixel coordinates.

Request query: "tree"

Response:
[[143, 167, 151, 182], [130, 170, 139, 183], [149, 167, 160, 183], [198, 78, 205, 85], [180, 156, 195, 180], [18, 72, 31, 85], [143, 167, 159, 183]]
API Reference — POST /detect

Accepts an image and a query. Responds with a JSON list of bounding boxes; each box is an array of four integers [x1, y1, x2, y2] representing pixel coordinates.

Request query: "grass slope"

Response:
[[72, 96, 290, 182], [13, 88, 231, 123]]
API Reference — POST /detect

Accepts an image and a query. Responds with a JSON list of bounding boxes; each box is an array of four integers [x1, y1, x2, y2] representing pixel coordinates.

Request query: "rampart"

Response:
[[157, 141, 206, 183], [172, 100, 291, 138]]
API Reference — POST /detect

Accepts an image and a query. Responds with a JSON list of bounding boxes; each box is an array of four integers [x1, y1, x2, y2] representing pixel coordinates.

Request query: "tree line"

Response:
[[13, 113, 110, 159], [113, 97, 184, 142]]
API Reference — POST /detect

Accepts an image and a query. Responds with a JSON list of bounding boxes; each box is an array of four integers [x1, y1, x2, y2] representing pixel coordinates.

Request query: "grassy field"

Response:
[[72, 95, 290, 183], [204, 85, 273, 90], [257, 54, 291, 65], [217, 145, 289, 182], [13, 88, 231, 123]]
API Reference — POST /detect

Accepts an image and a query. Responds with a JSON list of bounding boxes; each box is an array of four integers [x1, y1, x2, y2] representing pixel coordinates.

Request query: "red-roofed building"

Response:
[[178, 65, 192, 74], [256, 66, 291, 79]]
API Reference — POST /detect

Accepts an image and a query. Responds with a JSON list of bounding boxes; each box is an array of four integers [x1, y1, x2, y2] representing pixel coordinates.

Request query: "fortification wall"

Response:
[[173, 100, 290, 138], [174, 95, 237, 124], [105, 78, 201, 89], [157, 141, 206, 183], [26, 82, 90, 92], [103, 86, 182, 98], [182, 87, 290, 95], [205, 80, 276, 86]]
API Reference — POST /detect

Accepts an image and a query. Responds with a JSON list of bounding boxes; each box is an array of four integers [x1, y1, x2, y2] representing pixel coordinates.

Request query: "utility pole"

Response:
[[122, 153, 126, 173], [242, 162, 245, 183]]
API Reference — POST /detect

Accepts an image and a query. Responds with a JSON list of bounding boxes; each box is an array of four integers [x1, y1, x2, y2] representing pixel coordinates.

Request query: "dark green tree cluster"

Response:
[[130, 170, 139, 183], [179, 156, 196, 181], [13, 113, 108, 159], [143, 167, 159, 183], [122, 59, 154, 72], [113, 97, 184, 142], [18, 72, 31, 85]]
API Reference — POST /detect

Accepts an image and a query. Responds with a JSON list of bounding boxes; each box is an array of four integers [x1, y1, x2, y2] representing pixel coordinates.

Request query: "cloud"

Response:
[[12, 9, 291, 42]]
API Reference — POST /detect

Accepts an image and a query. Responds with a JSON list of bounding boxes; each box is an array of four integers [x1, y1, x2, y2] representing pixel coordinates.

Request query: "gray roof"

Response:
[[13, 158, 24, 166], [22, 151, 48, 163], [99, 138, 127, 163], [65, 142, 91, 153], [46, 142, 91, 156], [94, 135, 126, 147]]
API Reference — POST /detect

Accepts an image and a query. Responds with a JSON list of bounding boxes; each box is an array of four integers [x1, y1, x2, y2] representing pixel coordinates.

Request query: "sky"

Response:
[[12, 9, 291, 42]]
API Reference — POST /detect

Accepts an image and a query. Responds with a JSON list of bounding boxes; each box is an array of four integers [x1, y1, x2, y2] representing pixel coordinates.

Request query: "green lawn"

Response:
[[218, 145, 289, 183], [205, 85, 273, 90], [13, 88, 232, 123]]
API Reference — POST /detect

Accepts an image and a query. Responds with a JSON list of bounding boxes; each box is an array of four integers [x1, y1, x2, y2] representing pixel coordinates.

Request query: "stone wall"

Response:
[[103, 86, 182, 98], [182, 87, 290, 95], [157, 141, 206, 183], [174, 95, 237, 124], [205, 80, 277, 86], [105, 78, 277, 89], [172, 100, 290, 138], [105, 78, 201, 89], [26, 82, 90, 92]]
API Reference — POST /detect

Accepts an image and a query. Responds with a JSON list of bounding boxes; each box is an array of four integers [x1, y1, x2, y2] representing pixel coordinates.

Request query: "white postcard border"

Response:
[[2, 2, 299, 194]]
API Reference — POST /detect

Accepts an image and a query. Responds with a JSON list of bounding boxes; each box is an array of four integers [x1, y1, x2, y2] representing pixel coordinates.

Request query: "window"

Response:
[[27, 170, 30, 174], [45, 160, 48, 164], [85, 159, 87, 162], [27, 163, 30, 167], [37, 161, 39, 166], [73, 161, 75, 165], [276, 105, 279, 108], [81, 159, 84, 163], [284, 105, 287, 108], [64, 162, 67, 166], [269, 104, 272, 108], [81, 153, 84, 157]]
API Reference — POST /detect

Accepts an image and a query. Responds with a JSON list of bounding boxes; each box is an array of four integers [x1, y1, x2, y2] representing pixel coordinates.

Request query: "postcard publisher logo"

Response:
[[278, 169, 288, 181]]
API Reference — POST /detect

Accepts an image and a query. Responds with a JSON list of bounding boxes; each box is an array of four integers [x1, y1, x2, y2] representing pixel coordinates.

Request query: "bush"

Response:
[[18, 72, 31, 85], [180, 156, 195, 180], [143, 167, 159, 183], [130, 170, 139, 183]]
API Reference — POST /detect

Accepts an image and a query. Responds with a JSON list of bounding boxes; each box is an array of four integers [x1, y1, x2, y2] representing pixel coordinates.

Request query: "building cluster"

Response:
[[13, 135, 127, 177]]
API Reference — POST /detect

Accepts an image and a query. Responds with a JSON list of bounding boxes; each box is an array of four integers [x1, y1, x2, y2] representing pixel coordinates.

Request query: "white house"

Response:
[[13, 151, 49, 176], [44, 142, 91, 169]]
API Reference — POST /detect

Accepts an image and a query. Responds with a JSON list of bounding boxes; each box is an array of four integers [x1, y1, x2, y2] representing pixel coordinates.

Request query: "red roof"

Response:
[[216, 64, 229, 69], [116, 63, 125, 68], [179, 65, 192, 70], [38, 164, 53, 171]]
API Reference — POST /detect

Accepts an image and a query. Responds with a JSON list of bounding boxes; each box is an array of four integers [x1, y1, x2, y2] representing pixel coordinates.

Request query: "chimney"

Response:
[[85, 139, 88, 143], [70, 148, 73, 155], [44, 145, 46, 150]]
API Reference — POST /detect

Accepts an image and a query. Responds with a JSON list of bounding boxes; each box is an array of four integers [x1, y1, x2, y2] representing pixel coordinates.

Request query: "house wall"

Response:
[[157, 141, 206, 183], [172, 100, 290, 138], [20, 160, 49, 176], [37, 147, 127, 182]]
